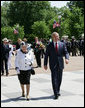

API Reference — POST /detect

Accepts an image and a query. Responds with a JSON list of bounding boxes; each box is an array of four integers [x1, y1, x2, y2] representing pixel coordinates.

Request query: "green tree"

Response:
[[67, 1, 84, 14], [1, 24, 25, 42], [1, 1, 10, 27], [31, 21, 51, 39], [7, 1, 51, 35], [68, 7, 84, 39]]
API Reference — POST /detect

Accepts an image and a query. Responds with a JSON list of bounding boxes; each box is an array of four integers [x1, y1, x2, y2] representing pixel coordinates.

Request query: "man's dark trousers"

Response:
[[1, 57, 9, 74], [35, 52, 41, 67], [51, 65, 63, 95], [1, 43, 10, 75]]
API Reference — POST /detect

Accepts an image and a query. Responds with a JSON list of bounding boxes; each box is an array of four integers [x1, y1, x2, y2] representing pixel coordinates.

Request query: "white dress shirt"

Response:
[[54, 41, 59, 48]]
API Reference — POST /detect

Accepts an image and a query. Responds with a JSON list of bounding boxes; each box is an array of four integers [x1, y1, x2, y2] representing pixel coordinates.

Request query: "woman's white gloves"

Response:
[[15, 67, 20, 74]]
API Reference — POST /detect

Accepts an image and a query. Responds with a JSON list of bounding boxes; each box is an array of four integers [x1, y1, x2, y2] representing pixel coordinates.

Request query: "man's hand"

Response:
[[65, 59, 69, 64], [44, 66, 48, 70]]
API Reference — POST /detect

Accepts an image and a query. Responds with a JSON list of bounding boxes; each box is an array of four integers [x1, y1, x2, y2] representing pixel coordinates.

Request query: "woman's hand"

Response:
[[15, 67, 20, 74]]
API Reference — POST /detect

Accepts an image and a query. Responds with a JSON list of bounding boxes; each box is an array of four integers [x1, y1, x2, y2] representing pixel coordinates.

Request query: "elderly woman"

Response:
[[15, 42, 34, 100]]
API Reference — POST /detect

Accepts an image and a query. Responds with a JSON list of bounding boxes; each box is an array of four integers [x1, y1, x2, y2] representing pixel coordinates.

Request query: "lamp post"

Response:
[[58, 15, 62, 39], [16, 24, 19, 30], [81, 33, 84, 39]]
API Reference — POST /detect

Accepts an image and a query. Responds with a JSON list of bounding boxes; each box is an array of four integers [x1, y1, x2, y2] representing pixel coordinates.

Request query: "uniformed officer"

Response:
[[61, 36, 66, 43], [15, 42, 34, 100], [65, 38, 71, 56], [71, 36, 77, 56], [82, 37, 84, 56], [78, 36, 84, 56]]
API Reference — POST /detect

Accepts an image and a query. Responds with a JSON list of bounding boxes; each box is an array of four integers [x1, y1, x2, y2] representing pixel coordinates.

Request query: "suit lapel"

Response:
[[51, 42, 58, 54]]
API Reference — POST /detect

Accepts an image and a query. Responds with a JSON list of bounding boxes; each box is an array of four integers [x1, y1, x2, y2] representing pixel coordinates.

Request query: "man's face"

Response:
[[3, 41, 8, 45], [18, 39, 22, 44], [52, 34, 59, 42], [35, 37, 38, 42]]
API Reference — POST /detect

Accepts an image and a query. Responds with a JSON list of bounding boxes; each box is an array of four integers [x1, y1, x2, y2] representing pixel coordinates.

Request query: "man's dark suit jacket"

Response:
[[1, 43, 10, 59], [44, 41, 69, 70]]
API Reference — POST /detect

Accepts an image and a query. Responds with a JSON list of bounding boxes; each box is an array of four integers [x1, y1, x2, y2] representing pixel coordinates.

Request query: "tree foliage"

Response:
[[1, 2, 10, 27], [1, 24, 25, 42], [67, 1, 84, 14], [32, 21, 51, 39], [1, 1, 84, 42]]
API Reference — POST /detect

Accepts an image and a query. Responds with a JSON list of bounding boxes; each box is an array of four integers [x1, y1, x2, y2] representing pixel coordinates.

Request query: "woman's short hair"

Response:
[[20, 41, 28, 48]]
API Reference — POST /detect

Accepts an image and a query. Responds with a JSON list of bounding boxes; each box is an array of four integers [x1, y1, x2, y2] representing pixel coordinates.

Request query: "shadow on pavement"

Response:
[[30, 95, 54, 100], [1, 96, 26, 103], [1, 95, 54, 103]]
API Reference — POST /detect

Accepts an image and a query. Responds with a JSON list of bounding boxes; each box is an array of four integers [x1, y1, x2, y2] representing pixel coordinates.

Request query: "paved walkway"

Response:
[[1, 70, 84, 107]]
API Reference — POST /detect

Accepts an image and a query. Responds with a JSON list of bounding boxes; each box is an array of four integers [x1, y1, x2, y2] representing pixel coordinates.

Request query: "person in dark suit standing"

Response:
[[65, 38, 71, 56], [16, 38, 22, 50], [44, 32, 69, 100], [71, 36, 77, 56], [33, 37, 42, 67], [1, 38, 11, 76], [78, 37, 84, 56]]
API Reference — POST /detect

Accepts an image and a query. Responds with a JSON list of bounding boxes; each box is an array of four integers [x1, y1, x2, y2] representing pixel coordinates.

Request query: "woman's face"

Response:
[[21, 45, 27, 52]]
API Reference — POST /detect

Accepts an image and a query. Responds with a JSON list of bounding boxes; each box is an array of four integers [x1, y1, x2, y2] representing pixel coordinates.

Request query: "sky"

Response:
[[1, 1, 70, 8], [49, 1, 69, 8]]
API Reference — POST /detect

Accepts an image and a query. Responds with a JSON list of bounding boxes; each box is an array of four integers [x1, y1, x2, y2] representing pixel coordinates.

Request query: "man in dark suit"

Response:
[[78, 37, 84, 56], [32, 37, 42, 67], [71, 36, 77, 56], [44, 32, 69, 99], [1, 38, 11, 76], [16, 38, 22, 50]]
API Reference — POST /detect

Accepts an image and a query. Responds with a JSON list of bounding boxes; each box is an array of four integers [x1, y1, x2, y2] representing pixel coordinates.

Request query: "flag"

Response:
[[56, 22, 60, 27], [53, 20, 60, 29], [14, 29, 19, 34], [58, 18, 61, 26], [53, 21, 57, 29]]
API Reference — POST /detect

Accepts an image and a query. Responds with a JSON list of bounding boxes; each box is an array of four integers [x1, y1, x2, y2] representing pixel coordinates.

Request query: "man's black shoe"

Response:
[[1, 73, 4, 76], [58, 93, 61, 96], [54, 95, 59, 100], [6, 73, 9, 76]]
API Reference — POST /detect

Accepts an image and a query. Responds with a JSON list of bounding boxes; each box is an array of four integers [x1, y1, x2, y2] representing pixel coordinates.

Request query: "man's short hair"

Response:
[[51, 32, 59, 37]]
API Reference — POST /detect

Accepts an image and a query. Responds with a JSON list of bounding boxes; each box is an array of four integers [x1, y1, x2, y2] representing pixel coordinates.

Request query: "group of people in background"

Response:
[[1, 33, 84, 100], [61, 36, 84, 56], [1, 35, 84, 76]]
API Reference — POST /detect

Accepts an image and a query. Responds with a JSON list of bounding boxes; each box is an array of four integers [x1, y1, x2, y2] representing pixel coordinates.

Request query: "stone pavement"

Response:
[[1, 70, 84, 107]]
